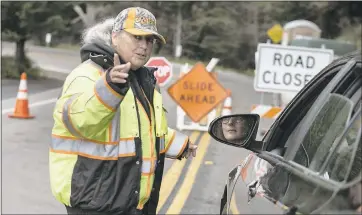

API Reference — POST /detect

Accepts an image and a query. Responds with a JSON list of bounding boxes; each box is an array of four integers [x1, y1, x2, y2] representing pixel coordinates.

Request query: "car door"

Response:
[[227, 53, 361, 214], [249, 55, 361, 213], [253, 107, 361, 214]]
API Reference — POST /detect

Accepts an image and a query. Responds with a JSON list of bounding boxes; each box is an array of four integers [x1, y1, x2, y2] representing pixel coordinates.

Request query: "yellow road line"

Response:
[[166, 132, 212, 214], [156, 131, 201, 213], [230, 192, 240, 214]]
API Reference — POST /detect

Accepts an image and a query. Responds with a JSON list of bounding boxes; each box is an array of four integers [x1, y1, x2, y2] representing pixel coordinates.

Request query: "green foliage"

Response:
[[1, 2, 76, 74], [270, 2, 319, 23], [1, 56, 41, 79], [139, 1, 256, 70], [1, 2, 75, 42], [2, 1, 361, 73], [336, 24, 362, 50], [270, 2, 362, 39]]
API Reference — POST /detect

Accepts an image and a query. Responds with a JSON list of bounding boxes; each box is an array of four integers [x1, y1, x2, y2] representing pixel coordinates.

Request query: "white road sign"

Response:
[[254, 44, 334, 93]]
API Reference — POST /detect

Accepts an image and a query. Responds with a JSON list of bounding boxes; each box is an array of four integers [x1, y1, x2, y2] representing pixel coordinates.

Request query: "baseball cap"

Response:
[[112, 7, 166, 44]]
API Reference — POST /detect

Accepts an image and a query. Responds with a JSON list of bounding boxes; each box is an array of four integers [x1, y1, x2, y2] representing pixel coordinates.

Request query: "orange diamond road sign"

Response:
[[167, 62, 229, 122]]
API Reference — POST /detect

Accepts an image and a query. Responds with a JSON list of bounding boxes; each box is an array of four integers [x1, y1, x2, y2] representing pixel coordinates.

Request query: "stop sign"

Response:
[[146, 57, 173, 87]]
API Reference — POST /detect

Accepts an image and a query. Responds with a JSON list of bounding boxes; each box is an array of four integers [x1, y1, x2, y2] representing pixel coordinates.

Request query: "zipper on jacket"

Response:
[[133, 93, 143, 207], [140, 87, 160, 159]]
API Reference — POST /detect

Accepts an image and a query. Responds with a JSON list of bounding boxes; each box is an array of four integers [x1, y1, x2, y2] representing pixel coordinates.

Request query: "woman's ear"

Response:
[[111, 32, 117, 40], [111, 32, 122, 45]]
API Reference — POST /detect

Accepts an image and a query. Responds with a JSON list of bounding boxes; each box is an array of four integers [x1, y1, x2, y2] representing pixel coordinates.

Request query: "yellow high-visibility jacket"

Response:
[[50, 57, 189, 214]]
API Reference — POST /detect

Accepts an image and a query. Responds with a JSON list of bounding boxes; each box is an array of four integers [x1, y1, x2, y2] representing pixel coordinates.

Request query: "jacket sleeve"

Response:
[[163, 127, 189, 159], [57, 70, 127, 139]]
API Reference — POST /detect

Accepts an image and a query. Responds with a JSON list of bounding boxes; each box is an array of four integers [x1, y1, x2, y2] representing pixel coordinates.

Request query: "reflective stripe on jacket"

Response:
[[50, 59, 188, 214]]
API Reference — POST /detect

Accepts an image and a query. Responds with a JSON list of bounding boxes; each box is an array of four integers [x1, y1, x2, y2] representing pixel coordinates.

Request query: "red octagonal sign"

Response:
[[146, 57, 173, 87]]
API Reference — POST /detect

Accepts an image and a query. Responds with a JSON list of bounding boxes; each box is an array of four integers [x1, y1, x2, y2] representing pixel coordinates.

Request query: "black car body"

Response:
[[209, 51, 362, 215]]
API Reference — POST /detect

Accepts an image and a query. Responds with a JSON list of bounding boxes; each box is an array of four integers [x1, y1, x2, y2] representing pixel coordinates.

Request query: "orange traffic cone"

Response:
[[8, 72, 34, 119]]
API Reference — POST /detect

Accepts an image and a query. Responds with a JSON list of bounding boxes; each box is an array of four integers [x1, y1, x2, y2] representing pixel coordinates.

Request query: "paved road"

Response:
[[1, 42, 276, 214], [2, 78, 64, 100]]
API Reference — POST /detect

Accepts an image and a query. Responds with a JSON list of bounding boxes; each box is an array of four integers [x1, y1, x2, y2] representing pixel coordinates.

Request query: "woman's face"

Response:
[[112, 31, 154, 70], [221, 117, 247, 144]]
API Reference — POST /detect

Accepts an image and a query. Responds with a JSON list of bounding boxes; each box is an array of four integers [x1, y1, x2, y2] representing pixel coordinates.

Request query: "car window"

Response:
[[291, 93, 354, 167], [322, 111, 361, 183], [308, 110, 361, 213], [282, 59, 358, 164], [263, 60, 345, 151]]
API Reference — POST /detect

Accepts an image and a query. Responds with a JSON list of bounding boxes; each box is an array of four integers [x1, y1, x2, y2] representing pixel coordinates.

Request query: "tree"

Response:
[[267, 1, 362, 39], [269, 2, 319, 24], [177, 2, 253, 68], [1, 2, 74, 75], [144, 1, 196, 56], [317, 1, 362, 39], [70, 1, 115, 28]]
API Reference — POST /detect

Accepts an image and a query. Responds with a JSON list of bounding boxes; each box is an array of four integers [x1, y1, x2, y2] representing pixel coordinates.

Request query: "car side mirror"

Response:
[[208, 114, 263, 152]]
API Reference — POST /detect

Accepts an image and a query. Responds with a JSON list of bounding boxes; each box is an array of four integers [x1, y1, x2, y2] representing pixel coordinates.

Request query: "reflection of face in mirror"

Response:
[[211, 115, 256, 146], [220, 116, 248, 144]]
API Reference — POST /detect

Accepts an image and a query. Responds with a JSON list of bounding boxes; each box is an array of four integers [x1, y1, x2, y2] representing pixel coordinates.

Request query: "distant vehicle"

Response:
[[290, 38, 358, 60], [210, 51, 362, 214], [282, 19, 358, 59], [282, 19, 322, 43]]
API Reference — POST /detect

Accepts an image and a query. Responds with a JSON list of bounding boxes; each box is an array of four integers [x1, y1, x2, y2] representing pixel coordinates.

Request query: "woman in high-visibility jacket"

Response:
[[50, 7, 197, 215]]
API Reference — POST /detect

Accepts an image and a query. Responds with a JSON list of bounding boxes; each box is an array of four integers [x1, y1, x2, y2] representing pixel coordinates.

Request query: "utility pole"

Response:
[[174, 2, 183, 58], [254, 3, 260, 46]]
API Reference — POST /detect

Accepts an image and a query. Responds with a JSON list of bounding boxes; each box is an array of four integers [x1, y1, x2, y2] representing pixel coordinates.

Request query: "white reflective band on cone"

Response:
[[17, 91, 28, 99], [19, 80, 27, 91]]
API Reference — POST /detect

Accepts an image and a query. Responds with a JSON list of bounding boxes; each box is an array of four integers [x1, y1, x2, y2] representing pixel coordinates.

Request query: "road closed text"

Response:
[[262, 71, 313, 87], [255, 44, 334, 93], [262, 53, 314, 87]]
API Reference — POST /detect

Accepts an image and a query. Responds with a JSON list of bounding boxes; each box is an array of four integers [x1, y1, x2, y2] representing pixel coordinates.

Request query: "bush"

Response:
[[1, 56, 42, 79]]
